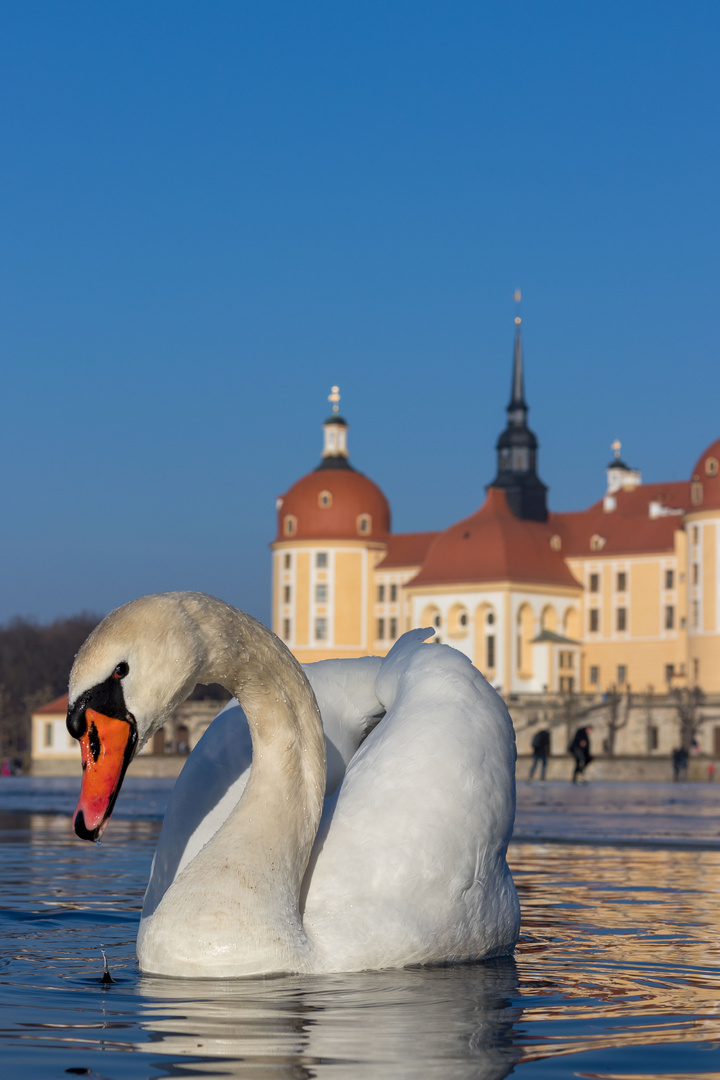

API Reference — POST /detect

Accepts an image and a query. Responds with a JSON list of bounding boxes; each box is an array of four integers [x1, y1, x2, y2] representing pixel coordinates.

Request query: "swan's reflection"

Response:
[[137, 960, 522, 1078]]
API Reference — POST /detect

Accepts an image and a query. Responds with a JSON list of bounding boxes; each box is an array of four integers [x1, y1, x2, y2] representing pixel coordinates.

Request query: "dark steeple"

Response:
[[487, 298, 548, 521]]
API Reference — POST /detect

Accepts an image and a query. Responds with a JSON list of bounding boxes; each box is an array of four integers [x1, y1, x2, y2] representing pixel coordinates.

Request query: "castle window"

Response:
[[589, 665, 599, 685], [665, 568, 674, 590], [665, 664, 674, 683], [283, 618, 291, 639], [692, 563, 699, 585], [486, 635, 495, 669], [616, 607, 627, 632], [589, 609, 599, 633], [665, 605, 675, 630], [315, 584, 327, 603], [377, 585, 385, 602], [390, 584, 398, 602], [315, 618, 327, 641], [283, 586, 291, 604], [389, 617, 397, 638], [283, 554, 291, 569], [589, 573, 599, 592], [434, 614, 441, 628], [590, 534, 606, 551], [318, 490, 333, 508], [617, 665, 627, 685], [460, 613, 467, 626], [283, 515, 297, 537], [706, 456, 719, 477], [487, 611, 495, 625], [377, 618, 385, 640], [616, 572, 627, 592], [44, 723, 53, 748], [357, 514, 372, 535], [316, 552, 328, 568]]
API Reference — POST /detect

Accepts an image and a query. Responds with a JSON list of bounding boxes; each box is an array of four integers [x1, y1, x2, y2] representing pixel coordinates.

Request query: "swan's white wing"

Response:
[[140, 698, 252, 927], [302, 639, 520, 970], [140, 654, 385, 928]]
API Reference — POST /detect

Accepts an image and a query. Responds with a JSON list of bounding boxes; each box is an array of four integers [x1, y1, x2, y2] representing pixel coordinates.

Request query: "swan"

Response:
[[141, 651, 387, 927], [66, 591, 520, 977]]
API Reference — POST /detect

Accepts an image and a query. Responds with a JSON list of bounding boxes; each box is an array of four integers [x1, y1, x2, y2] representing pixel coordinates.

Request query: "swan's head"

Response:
[[66, 593, 211, 842]]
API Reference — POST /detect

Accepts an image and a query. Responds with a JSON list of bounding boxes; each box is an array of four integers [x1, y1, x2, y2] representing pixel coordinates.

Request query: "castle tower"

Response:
[[487, 298, 549, 522], [271, 388, 391, 661]]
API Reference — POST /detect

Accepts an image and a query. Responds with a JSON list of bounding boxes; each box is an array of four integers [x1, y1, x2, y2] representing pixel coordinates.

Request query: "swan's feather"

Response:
[[303, 639, 520, 969]]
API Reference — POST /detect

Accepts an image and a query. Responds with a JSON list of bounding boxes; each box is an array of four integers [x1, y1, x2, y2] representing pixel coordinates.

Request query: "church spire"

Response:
[[487, 294, 548, 521], [508, 290, 527, 418]]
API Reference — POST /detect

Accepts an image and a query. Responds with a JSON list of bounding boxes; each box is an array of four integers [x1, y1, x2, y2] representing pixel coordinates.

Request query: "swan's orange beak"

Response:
[[72, 709, 137, 841]]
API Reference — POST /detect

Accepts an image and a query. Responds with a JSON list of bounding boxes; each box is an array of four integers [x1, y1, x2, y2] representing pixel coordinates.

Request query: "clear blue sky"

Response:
[[1, 1, 718, 626]]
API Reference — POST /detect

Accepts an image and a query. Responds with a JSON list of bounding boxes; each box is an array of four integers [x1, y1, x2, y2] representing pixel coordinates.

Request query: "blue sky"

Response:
[[1, 1, 718, 625]]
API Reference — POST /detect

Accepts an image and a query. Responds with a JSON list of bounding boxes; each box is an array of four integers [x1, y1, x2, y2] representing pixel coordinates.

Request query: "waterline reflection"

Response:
[[136, 963, 522, 1078], [1, 801, 720, 1076]]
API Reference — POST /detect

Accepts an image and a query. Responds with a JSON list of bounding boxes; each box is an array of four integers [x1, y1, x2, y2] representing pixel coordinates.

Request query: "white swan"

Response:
[[141, 651, 387, 927], [66, 591, 520, 977]]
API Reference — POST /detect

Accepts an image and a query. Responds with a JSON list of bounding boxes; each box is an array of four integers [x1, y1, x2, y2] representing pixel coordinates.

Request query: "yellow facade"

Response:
[[271, 398, 720, 694]]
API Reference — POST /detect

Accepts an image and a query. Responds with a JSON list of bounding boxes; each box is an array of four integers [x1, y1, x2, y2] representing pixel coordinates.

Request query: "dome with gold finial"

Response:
[[274, 387, 391, 542]]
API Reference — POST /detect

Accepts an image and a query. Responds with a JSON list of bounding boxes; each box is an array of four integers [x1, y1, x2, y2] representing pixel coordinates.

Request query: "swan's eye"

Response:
[[113, 662, 129, 680]]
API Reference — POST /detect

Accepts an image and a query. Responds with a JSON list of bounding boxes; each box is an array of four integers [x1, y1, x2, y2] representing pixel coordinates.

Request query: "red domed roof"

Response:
[[409, 488, 577, 589], [275, 465, 391, 542], [690, 437, 720, 510]]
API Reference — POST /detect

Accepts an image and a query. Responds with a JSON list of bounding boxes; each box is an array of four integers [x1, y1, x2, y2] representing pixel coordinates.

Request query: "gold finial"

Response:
[[611, 439, 622, 460], [514, 288, 522, 325], [328, 385, 340, 413]]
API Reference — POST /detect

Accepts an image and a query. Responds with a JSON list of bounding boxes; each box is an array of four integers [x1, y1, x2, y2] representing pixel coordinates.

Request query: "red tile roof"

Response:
[[555, 480, 691, 557], [34, 693, 69, 715], [691, 437, 720, 510], [408, 488, 579, 589], [274, 467, 391, 542], [376, 531, 439, 569]]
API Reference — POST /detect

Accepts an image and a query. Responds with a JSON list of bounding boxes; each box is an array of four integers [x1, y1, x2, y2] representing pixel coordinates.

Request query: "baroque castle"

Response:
[[272, 317, 720, 704]]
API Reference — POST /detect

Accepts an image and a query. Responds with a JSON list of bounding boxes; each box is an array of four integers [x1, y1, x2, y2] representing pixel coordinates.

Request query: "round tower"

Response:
[[272, 389, 391, 661]]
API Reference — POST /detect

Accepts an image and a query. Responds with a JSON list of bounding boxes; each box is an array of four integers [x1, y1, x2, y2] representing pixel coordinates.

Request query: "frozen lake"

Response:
[[1, 777, 719, 1078]]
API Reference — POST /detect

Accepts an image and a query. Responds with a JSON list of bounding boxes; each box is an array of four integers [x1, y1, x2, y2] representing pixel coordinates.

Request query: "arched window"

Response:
[[357, 513, 372, 535], [283, 514, 297, 536], [318, 490, 333, 508], [448, 603, 469, 638]]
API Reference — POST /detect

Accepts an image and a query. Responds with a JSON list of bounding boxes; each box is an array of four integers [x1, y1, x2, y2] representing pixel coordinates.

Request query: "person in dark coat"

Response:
[[529, 728, 551, 780], [569, 725, 593, 783]]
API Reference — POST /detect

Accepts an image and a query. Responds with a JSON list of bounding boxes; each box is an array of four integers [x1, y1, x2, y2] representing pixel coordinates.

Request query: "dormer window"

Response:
[[357, 514, 372, 535], [706, 457, 719, 477], [590, 534, 606, 552], [283, 515, 297, 536], [318, 490, 333, 508]]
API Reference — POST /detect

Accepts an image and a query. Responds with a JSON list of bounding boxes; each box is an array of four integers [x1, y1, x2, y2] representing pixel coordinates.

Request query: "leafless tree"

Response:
[[673, 686, 706, 752]]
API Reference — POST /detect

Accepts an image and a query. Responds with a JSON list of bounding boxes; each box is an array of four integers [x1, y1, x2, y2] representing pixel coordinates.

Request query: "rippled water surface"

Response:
[[1, 780, 720, 1078]]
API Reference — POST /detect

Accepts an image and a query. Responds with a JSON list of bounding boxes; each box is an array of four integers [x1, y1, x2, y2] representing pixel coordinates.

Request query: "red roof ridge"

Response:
[[34, 693, 69, 715]]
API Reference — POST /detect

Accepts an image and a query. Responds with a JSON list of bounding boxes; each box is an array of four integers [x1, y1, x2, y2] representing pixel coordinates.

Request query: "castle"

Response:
[[272, 316, 720, 703]]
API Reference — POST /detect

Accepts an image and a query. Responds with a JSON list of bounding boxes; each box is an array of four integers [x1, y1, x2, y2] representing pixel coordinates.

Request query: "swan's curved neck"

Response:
[[139, 595, 326, 976]]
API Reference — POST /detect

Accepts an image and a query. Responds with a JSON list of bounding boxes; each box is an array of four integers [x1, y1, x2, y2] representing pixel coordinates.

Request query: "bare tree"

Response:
[[602, 686, 631, 756], [673, 686, 706, 752]]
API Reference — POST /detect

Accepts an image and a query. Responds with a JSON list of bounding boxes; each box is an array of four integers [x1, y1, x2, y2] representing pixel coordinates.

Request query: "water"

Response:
[[1, 780, 720, 1078]]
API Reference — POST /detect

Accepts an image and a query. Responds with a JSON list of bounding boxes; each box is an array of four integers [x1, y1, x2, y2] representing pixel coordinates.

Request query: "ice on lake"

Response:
[[1, 777, 719, 1078]]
